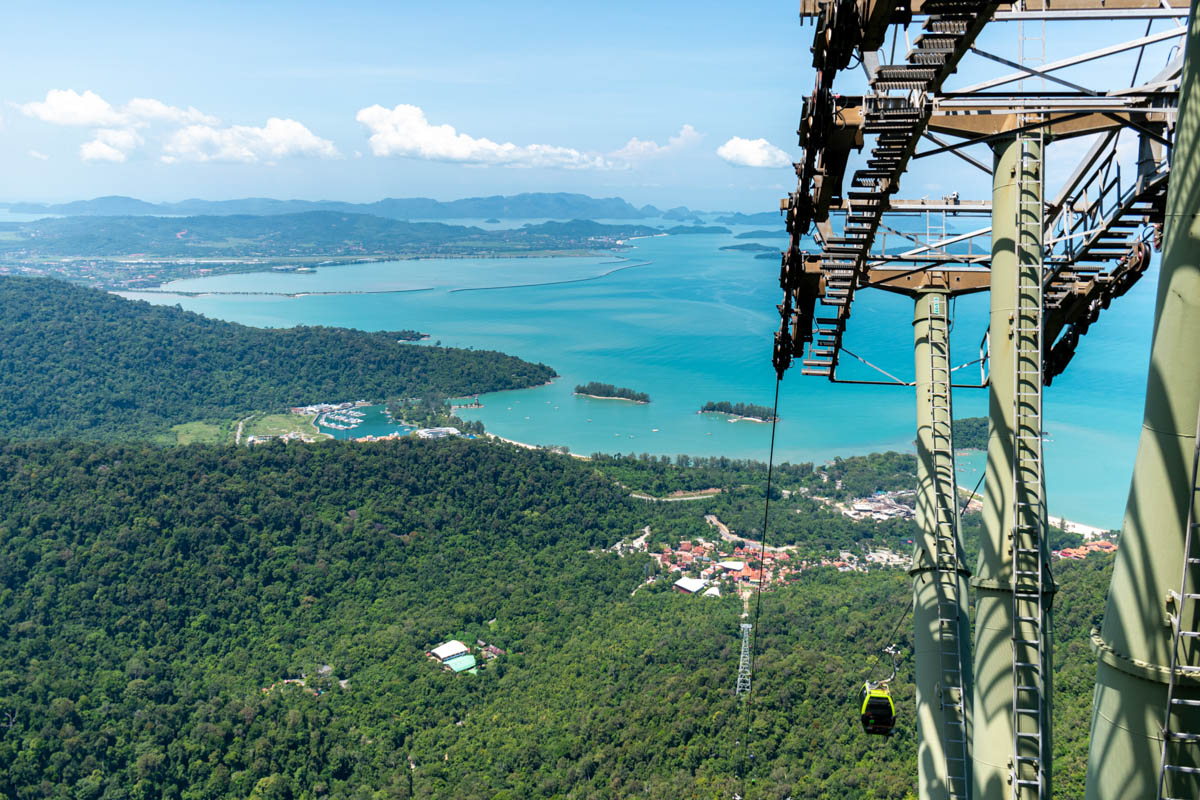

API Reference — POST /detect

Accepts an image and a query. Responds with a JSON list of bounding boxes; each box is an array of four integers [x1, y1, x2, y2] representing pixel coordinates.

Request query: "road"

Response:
[[631, 492, 714, 502], [703, 514, 796, 554]]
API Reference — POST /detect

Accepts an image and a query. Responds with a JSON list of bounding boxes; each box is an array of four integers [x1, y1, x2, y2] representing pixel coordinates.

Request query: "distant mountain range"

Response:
[[3, 192, 772, 222], [7, 193, 706, 221]]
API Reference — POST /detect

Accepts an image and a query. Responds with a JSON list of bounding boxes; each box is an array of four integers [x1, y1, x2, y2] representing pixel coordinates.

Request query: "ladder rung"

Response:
[[1171, 664, 1200, 674]]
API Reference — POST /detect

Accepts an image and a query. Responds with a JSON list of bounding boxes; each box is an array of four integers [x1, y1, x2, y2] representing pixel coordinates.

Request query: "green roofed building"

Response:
[[444, 653, 476, 673]]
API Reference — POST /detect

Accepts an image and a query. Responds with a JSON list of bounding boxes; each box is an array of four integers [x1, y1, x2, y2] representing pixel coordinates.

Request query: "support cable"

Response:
[[960, 469, 987, 518], [739, 377, 782, 786]]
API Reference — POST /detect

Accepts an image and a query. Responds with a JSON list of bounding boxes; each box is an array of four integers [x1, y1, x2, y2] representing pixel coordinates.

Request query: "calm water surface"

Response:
[[123, 221, 1156, 529]]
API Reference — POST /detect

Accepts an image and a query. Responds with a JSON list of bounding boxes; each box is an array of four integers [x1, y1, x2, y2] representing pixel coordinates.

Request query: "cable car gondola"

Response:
[[859, 645, 899, 736], [860, 683, 896, 736]]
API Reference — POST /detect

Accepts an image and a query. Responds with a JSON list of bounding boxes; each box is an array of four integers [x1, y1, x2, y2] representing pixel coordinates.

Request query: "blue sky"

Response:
[[0, 2, 1181, 210], [2, 1, 806, 210]]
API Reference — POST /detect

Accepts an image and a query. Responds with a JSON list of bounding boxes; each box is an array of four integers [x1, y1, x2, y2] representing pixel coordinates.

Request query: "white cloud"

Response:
[[18, 89, 334, 166], [611, 124, 702, 161], [19, 89, 125, 127], [123, 97, 218, 126], [716, 136, 792, 168], [356, 103, 611, 169], [162, 118, 339, 163], [79, 140, 127, 163], [28, 149, 49, 161], [80, 128, 143, 162], [19, 89, 219, 130]]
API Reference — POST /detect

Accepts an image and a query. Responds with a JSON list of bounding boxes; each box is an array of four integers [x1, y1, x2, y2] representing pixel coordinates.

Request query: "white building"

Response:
[[416, 427, 461, 439], [430, 640, 469, 662], [673, 577, 709, 594]]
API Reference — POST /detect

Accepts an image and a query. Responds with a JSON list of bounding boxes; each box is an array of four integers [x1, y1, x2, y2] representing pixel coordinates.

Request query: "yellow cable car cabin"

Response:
[[860, 682, 896, 736]]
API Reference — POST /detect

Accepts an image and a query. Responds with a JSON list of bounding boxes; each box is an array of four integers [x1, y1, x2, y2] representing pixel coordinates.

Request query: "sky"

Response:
[[0, 2, 1182, 211]]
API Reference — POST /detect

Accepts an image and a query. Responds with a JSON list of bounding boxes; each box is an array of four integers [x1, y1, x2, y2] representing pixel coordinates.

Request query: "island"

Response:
[[735, 229, 785, 239], [574, 381, 650, 403], [485, 218, 501, 223], [0, 213, 665, 289], [720, 242, 778, 253], [699, 400, 777, 422], [952, 416, 988, 450]]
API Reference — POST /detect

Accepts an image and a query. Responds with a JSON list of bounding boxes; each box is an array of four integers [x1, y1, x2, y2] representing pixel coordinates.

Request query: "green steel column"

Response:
[[1085, 4, 1200, 798], [972, 135, 1053, 800], [912, 289, 974, 800]]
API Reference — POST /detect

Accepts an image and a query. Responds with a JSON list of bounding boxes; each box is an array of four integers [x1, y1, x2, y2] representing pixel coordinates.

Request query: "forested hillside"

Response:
[[0, 438, 1111, 799], [0, 213, 660, 259], [0, 277, 554, 440]]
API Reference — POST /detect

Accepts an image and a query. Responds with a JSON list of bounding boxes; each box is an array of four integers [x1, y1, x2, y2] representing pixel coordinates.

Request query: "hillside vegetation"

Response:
[[952, 417, 988, 451], [0, 277, 554, 440], [0, 438, 1111, 799]]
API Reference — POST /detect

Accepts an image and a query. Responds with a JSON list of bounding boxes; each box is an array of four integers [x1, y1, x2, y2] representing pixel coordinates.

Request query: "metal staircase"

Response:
[[926, 296, 971, 799], [1010, 121, 1050, 800], [1158, 409, 1200, 800], [790, 0, 999, 379]]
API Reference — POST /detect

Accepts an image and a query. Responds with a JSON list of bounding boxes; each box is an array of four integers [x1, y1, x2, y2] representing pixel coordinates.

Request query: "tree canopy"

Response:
[[0, 438, 1112, 799]]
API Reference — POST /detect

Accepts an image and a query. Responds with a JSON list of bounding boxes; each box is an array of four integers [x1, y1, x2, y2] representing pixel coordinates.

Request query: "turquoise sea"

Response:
[[122, 219, 1157, 529]]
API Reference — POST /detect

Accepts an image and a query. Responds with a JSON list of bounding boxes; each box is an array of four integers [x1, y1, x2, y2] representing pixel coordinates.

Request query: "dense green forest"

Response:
[[0, 439, 1112, 799], [699, 401, 778, 421], [0, 277, 555, 440], [574, 382, 650, 403], [952, 417, 988, 450]]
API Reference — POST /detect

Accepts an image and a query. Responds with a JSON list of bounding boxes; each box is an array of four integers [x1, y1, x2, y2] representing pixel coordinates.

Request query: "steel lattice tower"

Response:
[[736, 623, 753, 696]]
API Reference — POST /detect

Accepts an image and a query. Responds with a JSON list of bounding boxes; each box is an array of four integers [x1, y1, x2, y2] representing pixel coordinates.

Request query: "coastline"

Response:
[[574, 392, 649, 404], [698, 410, 773, 424], [956, 480, 1112, 538], [486, 432, 589, 459]]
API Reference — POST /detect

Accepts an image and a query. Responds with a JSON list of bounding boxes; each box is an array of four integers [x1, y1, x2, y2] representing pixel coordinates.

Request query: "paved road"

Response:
[[631, 492, 716, 502], [703, 514, 796, 554]]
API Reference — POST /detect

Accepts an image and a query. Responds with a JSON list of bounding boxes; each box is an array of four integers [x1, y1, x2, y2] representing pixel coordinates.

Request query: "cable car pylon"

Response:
[[914, 288, 973, 799], [737, 623, 753, 696], [773, 1, 1189, 798]]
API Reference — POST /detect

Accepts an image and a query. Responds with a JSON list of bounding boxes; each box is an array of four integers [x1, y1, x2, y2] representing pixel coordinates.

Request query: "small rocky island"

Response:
[[699, 401, 777, 422], [574, 382, 650, 403]]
